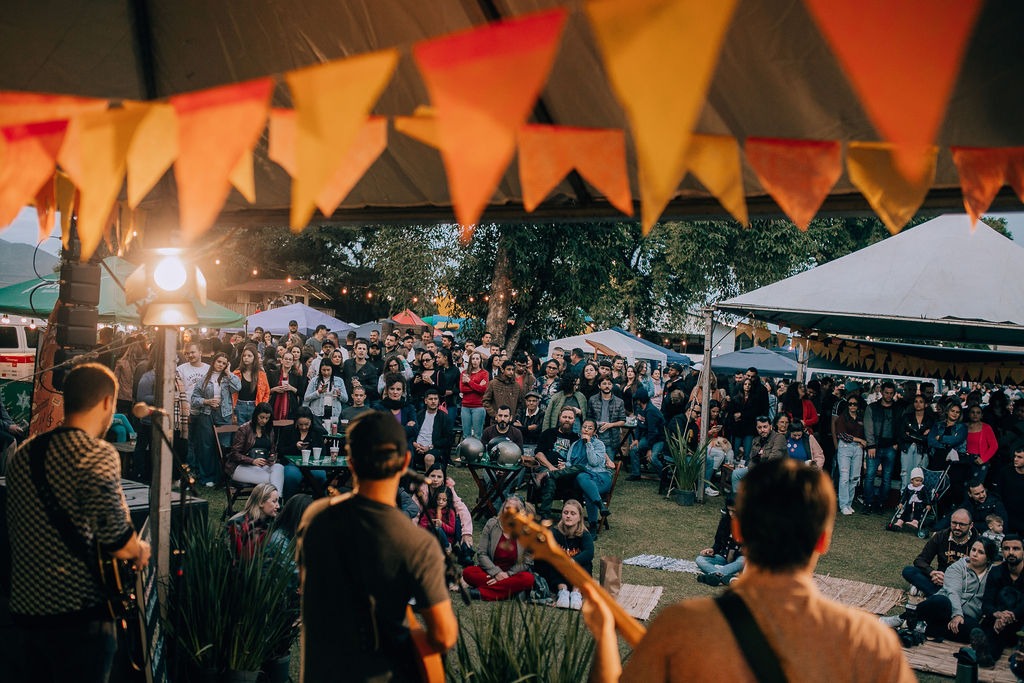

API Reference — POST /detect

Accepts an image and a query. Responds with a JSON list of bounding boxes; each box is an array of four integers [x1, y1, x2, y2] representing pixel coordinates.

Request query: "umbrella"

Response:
[[392, 309, 427, 327]]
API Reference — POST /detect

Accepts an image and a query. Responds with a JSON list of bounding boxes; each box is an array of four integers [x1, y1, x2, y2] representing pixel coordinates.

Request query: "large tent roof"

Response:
[[610, 326, 691, 365], [244, 303, 354, 336], [717, 215, 1024, 346], [549, 328, 665, 365], [702, 346, 799, 379], [0, 2, 1020, 227]]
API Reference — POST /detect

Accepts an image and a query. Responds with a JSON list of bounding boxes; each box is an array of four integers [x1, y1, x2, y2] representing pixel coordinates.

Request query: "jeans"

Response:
[[20, 618, 117, 683], [864, 445, 896, 507], [189, 412, 221, 485], [461, 407, 486, 440], [901, 565, 940, 597], [695, 554, 745, 582], [731, 466, 749, 492], [577, 469, 613, 525], [629, 438, 665, 477], [836, 441, 863, 511], [705, 446, 731, 484], [539, 465, 584, 516], [282, 463, 326, 499], [231, 462, 286, 495], [900, 443, 925, 488], [915, 594, 980, 641], [732, 434, 753, 461], [235, 399, 256, 425]]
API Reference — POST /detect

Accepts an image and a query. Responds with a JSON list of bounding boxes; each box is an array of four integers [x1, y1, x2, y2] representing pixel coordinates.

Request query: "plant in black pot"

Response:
[[665, 423, 707, 506]]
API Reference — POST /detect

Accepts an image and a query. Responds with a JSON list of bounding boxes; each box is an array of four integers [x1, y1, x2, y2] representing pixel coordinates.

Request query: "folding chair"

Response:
[[214, 424, 251, 519]]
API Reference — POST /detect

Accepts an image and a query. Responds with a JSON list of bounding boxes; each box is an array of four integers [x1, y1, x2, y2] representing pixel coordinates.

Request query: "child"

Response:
[[418, 487, 460, 553], [891, 467, 931, 531], [982, 513, 1005, 558]]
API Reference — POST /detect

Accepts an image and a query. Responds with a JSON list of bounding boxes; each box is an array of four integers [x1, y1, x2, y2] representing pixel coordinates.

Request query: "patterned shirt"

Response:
[[6, 427, 134, 622]]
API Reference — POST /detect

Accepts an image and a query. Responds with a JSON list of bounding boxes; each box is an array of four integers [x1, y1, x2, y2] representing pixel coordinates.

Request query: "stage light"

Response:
[[153, 254, 187, 292]]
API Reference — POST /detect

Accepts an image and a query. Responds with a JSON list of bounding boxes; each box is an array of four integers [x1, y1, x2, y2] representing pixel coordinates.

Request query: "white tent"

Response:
[[244, 303, 354, 336], [717, 215, 1024, 346], [548, 328, 666, 365]]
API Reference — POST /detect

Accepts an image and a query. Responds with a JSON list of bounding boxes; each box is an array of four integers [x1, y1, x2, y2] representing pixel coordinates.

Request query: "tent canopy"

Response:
[[703, 346, 799, 379], [0, 256, 244, 327], [0, 3, 1020, 228], [548, 328, 666, 366], [611, 326, 691, 366], [717, 215, 1024, 346], [392, 309, 427, 327], [244, 303, 353, 336]]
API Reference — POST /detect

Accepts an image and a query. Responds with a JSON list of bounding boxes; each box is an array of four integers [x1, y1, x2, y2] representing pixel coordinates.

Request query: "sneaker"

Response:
[[908, 585, 920, 597], [204, 481, 215, 488], [841, 506, 855, 516], [880, 615, 904, 629], [569, 589, 583, 610], [696, 573, 721, 586], [626, 474, 642, 482], [970, 628, 995, 668], [555, 588, 571, 609], [861, 503, 873, 514], [704, 486, 720, 497]]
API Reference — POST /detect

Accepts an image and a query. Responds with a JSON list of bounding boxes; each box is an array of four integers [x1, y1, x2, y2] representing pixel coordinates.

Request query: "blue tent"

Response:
[[706, 346, 799, 378], [611, 327, 691, 365]]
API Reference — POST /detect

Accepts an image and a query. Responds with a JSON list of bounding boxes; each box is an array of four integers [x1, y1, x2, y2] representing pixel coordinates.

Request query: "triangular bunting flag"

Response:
[[171, 78, 273, 242], [745, 137, 842, 230], [586, 0, 738, 233], [682, 134, 748, 226], [0, 120, 67, 228], [34, 174, 55, 243], [776, 333, 789, 348], [268, 108, 297, 176], [413, 9, 568, 239], [951, 147, 1024, 226], [55, 171, 77, 244], [517, 125, 632, 215], [0, 92, 107, 127], [393, 106, 441, 150], [125, 102, 178, 209], [285, 50, 398, 230], [847, 142, 937, 234], [229, 150, 256, 204], [803, 0, 982, 181]]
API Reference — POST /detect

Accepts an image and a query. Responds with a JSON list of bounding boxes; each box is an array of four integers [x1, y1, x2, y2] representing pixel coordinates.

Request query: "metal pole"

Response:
[[796, 339, 806, 383], [698, 307, 713, 503], [149, 328, 175, 613]]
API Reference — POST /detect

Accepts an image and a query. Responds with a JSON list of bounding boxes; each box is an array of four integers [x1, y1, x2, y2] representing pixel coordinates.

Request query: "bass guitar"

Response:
[[500, 509, 647, 647]]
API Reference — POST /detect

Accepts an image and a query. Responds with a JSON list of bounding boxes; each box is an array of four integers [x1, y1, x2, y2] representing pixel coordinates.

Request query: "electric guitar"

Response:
[[500, 509, 647, 647], [406, 605, 445, 683], [96, 519, 151, 679]]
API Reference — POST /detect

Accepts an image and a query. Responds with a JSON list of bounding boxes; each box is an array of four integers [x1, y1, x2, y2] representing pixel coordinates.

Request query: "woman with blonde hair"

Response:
[[226, 482, 280, 559], [534, 499, 593, 610]]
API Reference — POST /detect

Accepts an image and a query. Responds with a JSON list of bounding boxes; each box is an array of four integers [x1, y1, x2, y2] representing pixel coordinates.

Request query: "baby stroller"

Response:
[[885, 465, 950, 538]]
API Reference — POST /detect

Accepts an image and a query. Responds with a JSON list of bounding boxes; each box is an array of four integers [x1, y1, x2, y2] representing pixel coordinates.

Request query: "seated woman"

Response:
[[374, 374, 418, 444], [695, 496, 744, 586], [462, 495, 535, 601], [268, 493, 313, 555], [276, 406, 327, 498], [703, 435, 734, 498], [225, 403, 285, 496], [534, 499, 593, 610], [415, 464, 474, 563], [418, 487, 461, 555], [226, 482, 281, 559], [571, 420, 615, 533]]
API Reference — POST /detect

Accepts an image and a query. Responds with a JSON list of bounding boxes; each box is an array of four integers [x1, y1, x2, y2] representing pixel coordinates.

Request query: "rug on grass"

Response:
[[623, 555, 699, 573], [811, 574, 905, 615], [902, 638, 1015, 682], [616, 583, 664, 621]]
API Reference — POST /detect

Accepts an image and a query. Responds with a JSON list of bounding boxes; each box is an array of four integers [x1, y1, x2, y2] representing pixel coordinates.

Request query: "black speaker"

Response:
[[59, 262, 101, 307], [55, 305, 98, 348]]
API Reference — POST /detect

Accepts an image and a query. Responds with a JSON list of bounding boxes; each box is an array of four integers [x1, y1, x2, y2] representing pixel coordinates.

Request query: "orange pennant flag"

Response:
[[285, 50, 398, 230], [268, 108, 297, 176], [803, 0, 982, 181], [125, 102, 178, 209], [229, 150, 256, 204], [950, 147, 1024, 226], [414, 9, 568, 239], [0, 120, 67, 228], [0, 92, 107, 127], [847, 142, 936, 235], [682, 134, 747, 226], [171, 78, 273, 242], [58, 107, 147, 260], [393, 106, 441, 150], [745, 138, 842, 230], [34, 174, 56, 243], [517, 125, 632, 216], [586, 0, 738, 234], [55, 171, 77, 244]]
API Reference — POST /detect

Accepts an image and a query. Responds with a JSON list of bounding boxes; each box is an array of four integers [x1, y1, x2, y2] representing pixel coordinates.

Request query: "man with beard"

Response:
[[343, 338, 380, 402], [381, 332, 402, 366], [412, 388, 454, 471], [482, 361, 526, 422], [588, 377, 626, 458], [730, 416, 787, 491], [535, 407, 582, 519], [514, 391, 545, 448], [863, 381, 901, 514], [902, 508, 978, 597], [972, 535, 1024, 666], [482, 405, 524, 449]]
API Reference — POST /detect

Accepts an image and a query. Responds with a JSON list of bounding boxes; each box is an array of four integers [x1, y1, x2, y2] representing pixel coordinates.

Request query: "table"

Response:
[[466, 460, 526, 519], [282, 454, 352, 498]]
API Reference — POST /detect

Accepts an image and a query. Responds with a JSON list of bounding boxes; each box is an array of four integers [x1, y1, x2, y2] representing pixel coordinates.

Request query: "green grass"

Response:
[[191, 470, 953, 681]]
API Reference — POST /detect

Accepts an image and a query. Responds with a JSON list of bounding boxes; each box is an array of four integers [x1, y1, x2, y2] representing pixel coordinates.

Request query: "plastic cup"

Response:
[[323, 419, 332, 433], [312, 447, 322, 461], [330, 446, 340, 461], [301, 449, 311, 464]]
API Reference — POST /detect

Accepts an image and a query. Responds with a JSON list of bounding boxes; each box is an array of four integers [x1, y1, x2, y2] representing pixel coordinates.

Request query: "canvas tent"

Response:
[[611, 327, 691, 366], [244, 303, 353, 336], [699, 346, 799, 379], [548, 328, 666, 366], [717, 215, 1024, 347]]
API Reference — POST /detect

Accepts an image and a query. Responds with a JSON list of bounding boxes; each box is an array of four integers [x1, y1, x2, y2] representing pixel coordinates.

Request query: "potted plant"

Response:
[[665, 422, 707, 506]]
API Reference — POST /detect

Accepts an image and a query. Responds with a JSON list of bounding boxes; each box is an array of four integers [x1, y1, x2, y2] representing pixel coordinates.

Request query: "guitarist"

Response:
[[297, 410, 457, 682], [6, 363, 151, 683]]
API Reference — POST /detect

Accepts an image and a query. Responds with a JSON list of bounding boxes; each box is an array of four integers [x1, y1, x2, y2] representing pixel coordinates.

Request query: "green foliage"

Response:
[[447, 600, 596, 682], [665, 423, 707, 494]]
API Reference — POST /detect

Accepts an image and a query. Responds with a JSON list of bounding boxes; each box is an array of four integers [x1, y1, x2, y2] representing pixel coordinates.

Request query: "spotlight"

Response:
[[153, 254, 187, 292]]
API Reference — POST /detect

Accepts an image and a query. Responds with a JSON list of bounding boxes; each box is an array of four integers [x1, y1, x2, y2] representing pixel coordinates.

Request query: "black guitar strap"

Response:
[[715, 590, 788, 683]]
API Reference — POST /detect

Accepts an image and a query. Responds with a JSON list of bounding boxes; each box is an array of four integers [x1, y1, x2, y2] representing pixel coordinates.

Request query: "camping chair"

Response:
[[214, 424, 250, 519]]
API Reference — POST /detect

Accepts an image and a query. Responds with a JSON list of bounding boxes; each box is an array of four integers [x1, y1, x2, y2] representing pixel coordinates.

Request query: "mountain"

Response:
[[0, 239, 59, 287]]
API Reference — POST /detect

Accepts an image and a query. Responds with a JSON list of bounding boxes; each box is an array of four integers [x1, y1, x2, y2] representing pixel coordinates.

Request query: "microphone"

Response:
[[132, 402, 170, 419]]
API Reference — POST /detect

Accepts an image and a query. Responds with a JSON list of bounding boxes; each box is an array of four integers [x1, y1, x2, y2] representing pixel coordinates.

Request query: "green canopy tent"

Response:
[[0, 256, 245, 327]]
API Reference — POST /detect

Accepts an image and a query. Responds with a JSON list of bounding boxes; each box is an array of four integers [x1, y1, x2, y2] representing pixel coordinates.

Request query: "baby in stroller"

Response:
[[889, 467, 931, 531]]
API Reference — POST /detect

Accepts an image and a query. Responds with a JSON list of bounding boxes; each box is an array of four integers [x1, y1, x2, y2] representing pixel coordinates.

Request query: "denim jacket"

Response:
[[928, 421, 968, 456], [190, 372, 241, 421]]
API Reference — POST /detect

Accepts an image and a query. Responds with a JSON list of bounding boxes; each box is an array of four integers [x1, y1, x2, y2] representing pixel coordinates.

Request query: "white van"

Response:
[[0, 318, 43, 381]]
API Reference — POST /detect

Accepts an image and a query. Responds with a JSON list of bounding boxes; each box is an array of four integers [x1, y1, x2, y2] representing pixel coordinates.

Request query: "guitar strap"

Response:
[[715, 590, 788, 683]]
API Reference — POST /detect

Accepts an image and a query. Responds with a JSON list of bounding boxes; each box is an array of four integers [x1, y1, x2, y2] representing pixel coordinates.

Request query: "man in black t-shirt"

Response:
[[297, 411, 457, 682], [535, 407, 582, 518]]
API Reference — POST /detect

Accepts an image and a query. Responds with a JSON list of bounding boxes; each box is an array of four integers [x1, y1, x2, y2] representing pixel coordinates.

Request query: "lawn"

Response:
[[194, 467, 952, 681]]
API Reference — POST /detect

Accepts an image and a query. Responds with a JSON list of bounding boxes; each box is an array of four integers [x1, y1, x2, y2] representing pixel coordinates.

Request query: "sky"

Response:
[[2, 207, 1024, 256]]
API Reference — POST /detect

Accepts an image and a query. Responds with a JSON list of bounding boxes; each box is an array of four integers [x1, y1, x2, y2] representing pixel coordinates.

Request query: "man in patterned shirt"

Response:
[[7, 363, 151, 683]]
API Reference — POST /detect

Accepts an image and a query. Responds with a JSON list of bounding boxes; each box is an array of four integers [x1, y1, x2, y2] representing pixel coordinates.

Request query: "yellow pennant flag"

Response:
[[776, 333, 788, 348], [55, 171, 76, 245], [847, 142, 937, 234], [393, 106, 441, 150], [683, 134, 748, 225], [125, 102, 178, 209], [286, 50, 398, 231], [229, 150, 255, 204], [58, 107, 147, 260], [586, 0, 738, 234]]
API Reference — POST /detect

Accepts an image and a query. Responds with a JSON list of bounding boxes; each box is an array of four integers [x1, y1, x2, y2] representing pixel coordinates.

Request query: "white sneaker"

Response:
[[879, 615, 904, 629], [704, 486, 720, 497], [555, 589, 570, 609], [569, 589, 583, 610], [908, 586, 920, 597], [841, 506, 854, 516]]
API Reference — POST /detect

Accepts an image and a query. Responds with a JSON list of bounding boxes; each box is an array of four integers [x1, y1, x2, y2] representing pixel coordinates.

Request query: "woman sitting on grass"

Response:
[[534, 499, 593, 611], [462, 495, 535, 601], [418, 487, 460, 554], [226, 483, 280, 560], [695, 496, 743, 586]]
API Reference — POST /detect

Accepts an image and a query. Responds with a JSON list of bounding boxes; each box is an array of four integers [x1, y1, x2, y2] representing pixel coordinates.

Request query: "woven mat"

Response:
[[812, 574, 906, 615], [902, 638, 1015, 682], [615, 583, 664, 621]]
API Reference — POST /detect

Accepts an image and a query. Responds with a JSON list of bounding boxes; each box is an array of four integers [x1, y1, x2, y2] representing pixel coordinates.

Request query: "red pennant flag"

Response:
[[517, 125, 632, 215], [745, 137, 841, 230], [0, 92, 107, 127], [171, 78, 273, 242], [0, 120, 67, 228], [804, 0, 982, 181], [951, 147, 1024, 226], [413, 9, 568, 239]]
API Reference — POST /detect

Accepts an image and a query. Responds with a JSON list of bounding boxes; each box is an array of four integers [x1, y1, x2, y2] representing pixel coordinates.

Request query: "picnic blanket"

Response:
[[623, 555, 699, 573], [902, 638, 1015, 682], [616, 583, 664, 621]]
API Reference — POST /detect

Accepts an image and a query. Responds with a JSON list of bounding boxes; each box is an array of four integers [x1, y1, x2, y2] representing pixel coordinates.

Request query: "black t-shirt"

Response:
[[298, 494, 449, 682], [536, 427, 580, 465]]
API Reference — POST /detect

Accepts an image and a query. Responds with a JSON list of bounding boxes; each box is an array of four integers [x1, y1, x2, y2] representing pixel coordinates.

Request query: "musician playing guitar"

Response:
[[7, 363, 151, 683], [297, 411, 458, 682]]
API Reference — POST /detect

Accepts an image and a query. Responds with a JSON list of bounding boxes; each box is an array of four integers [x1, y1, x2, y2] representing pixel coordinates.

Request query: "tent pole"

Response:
[[698, 307, 713, 503], [796, 339, 806, 383]]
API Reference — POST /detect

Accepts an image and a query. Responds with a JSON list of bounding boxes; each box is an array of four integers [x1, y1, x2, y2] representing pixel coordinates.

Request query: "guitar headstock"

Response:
[[499, 509, 561, 562]]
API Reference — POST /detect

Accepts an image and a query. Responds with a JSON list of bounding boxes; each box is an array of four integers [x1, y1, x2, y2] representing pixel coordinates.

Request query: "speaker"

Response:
[[55, 305, 98, 348], [59, 262, 101, 307]]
